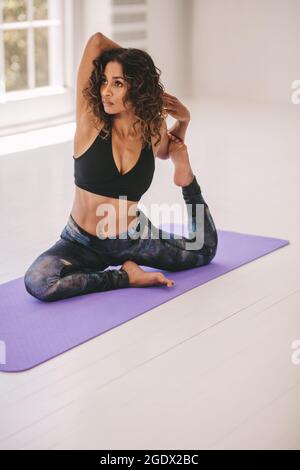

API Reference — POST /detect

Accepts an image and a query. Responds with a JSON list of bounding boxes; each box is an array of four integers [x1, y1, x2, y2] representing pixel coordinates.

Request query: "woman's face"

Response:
[[100, 61, 133, 114]]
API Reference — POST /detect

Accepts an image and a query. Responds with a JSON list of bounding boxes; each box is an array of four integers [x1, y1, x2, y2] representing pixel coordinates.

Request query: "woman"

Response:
[[24, 33, 218, 302]]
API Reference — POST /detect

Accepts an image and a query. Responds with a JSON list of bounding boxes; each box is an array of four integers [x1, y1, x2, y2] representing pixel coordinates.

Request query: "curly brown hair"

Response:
[[82, 47, 168, 150]]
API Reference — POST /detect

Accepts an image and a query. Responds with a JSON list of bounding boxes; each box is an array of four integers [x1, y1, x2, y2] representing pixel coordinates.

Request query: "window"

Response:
[[0, 0, 75, 136]]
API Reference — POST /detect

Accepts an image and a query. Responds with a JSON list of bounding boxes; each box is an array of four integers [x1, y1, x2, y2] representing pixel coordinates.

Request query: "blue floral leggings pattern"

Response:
[[24, 175, 218, 302]]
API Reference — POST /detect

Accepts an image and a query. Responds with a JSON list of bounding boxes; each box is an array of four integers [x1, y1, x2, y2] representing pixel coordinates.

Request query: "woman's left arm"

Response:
[[163, 92, 190, 141], [167, 119, 190, 142]]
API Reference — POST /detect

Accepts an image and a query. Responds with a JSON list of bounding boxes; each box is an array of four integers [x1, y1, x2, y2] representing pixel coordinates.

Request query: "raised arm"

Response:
[[75, 33, 122, 125], [155, 119, 170, 160]]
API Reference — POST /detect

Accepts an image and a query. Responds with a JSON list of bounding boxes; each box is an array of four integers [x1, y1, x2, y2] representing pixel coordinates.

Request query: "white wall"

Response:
[[81, 0, 300, 106], [79, 0, 113, 40], [191, 0, 300, 105], [76, 0, 192, 98], [147, 0, 192, 97]]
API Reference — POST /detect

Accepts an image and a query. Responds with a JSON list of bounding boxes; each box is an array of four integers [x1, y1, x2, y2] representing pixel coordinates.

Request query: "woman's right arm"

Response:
[[75, 33, 122, 125], [98, 32, 122, 53]]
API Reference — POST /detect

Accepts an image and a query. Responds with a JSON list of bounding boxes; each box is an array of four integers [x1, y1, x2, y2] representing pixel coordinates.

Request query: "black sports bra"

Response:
[[73, 127, 155, 202]]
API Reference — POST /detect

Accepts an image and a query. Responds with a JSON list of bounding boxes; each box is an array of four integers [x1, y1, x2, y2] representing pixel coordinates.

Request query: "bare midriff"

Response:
[[71, 185, 140, 238], [70, 118, 158, 237]]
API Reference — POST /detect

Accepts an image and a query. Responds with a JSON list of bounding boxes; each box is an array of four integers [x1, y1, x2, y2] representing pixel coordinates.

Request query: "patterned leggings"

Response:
[[24, 175, 218, 302]]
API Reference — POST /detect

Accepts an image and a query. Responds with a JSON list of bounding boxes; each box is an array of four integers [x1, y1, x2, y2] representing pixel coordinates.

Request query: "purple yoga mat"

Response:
[[0, 227, 289, 372]]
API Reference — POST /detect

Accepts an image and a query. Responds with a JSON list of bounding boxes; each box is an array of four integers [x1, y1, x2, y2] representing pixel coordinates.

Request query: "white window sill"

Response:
[[0, 86, 69, 104], [0, 121, 76, 157]]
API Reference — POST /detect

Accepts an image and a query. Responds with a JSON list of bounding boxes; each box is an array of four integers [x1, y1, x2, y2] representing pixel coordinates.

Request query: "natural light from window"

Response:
[[0, 0, 64, 102]]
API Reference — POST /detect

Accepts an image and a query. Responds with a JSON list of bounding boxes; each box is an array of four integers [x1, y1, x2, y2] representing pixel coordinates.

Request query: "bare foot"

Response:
[[167, 132, 194, 187], [122, 260, 175, 288]]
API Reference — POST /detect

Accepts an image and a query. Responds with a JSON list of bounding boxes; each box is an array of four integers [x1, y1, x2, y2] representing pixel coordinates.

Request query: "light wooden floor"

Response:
[[0, 98, 299, 449]]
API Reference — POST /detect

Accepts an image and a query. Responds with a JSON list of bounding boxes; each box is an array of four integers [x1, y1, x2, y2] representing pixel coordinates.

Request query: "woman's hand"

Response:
[[166, 131, 187, 157], [163, 92, 191, 123]]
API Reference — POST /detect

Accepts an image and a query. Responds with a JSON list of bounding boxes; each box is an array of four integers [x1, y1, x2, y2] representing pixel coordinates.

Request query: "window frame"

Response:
[[0, 0, 76, 137]]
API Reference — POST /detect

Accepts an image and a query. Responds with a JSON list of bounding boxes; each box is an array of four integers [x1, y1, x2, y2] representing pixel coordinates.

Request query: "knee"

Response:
[[189, 234, 218, 260], [203, 238, 218, 264], [204, 251, 216, 266], [190, 248, 216, 269], [206, 233, 218, 262], [193, 235, 218, 267], [24, 266, 48, 302], [204, 218, 218, 261], [24, 256, 56, 302], [203, 205, 218, 252]]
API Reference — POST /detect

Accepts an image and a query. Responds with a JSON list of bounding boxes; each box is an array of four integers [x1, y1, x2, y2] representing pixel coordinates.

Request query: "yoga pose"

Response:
[[24, 33, 218, 302]]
